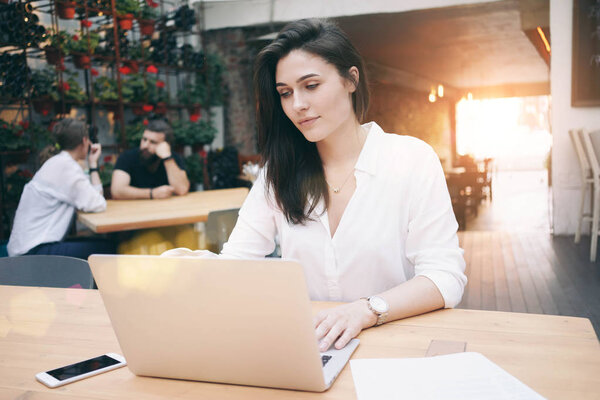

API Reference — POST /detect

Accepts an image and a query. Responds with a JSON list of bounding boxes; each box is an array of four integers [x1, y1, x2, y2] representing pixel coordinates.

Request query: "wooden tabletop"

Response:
[[77, 188, 249, 233], [1, 285, 599, 399]]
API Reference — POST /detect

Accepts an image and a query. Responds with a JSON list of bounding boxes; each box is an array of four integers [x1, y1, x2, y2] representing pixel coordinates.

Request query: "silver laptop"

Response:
[[88, 255, 359, 392]]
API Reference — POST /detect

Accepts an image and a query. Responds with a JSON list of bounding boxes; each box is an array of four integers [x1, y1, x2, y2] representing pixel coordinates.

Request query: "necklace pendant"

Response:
[[332, 187, 340, 193]]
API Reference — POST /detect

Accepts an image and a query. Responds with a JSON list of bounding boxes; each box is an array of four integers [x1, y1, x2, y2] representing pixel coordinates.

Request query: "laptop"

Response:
[[88, 255, 359, 392]]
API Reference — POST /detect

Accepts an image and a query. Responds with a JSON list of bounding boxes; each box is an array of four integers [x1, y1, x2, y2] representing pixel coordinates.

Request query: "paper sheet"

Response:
[[350, 352, 546, 400]]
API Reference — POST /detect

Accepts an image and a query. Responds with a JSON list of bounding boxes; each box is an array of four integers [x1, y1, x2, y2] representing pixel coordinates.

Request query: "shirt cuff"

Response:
[[416, 269, 466, 308]]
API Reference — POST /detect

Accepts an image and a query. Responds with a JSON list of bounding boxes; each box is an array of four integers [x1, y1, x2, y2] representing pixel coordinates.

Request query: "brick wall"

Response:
[[203, 27, 454, 165]]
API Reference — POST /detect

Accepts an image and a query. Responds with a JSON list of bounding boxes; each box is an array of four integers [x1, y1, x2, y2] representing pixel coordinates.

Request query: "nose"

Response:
[[292, 92, 308, 112]]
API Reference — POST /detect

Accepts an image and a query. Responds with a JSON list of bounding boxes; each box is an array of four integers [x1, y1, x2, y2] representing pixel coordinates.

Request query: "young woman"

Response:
[[167, 19, 466, 352]]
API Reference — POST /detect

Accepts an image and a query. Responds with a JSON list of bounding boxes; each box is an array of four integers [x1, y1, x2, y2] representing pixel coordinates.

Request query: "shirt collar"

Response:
[[354, 121, 382, 176]]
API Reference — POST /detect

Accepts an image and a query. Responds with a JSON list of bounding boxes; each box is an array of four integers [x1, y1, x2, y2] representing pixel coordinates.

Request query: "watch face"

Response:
[[370, 296, 389, 313]]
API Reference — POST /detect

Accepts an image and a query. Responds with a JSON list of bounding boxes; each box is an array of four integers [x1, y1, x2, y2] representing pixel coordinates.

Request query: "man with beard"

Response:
[[111, 119, 189, 199]]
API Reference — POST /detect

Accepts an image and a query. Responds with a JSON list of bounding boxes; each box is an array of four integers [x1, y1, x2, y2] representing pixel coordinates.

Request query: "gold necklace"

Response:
[[326, 168, 355, 194]]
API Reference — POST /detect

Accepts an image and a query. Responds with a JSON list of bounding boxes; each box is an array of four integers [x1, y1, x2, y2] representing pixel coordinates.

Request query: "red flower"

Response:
[[118, 66, 131, 75], [199, 150, 207, 158], [142, 104, 154, 112], [42, 110, 49, 116], [104, 155, 113, 163], [189, 113, 200, 122], [146, 0, 159, 8], [18, 121, 29, 129], [80, 19, 93, 28], [156, 80, 165, 88], [72, 34, 79, 41], [91, 68, 99, 76], [146, 65, 158, 74], [142, 118, 149, 126], [61, 82, 70, 91]]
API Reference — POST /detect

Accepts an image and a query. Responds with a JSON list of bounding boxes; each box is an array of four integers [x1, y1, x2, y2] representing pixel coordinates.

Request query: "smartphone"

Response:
[[35, 353, 126, 388]]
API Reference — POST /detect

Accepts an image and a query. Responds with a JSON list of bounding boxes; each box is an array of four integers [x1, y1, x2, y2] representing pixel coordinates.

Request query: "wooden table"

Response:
[[1, 285, 599, 399], [77, 188, 249, 233]]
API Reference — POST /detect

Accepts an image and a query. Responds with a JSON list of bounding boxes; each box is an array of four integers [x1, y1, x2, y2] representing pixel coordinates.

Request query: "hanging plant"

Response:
[[137, 3, 158, 36], [67, 31, 100, 69], [56, 1, 77, 19], [44, 29, 72, 65], [116, 0, 140, 30]]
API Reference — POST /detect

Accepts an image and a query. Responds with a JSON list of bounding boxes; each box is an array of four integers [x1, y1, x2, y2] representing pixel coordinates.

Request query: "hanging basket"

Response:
[[117, 14, 134, 30], [72, 54, 91, 69], [56, 1, 76, 19], [32, 97, 54, 116], [187, 104, 201, 115], [54, 101, 72, 115], [137, 19, 155, 36], [154, 102, 167, 115], [44, 47, 63, 66]]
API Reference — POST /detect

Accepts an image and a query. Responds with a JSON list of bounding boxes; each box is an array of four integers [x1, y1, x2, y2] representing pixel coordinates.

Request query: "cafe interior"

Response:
[[1, 0, 599, 398]]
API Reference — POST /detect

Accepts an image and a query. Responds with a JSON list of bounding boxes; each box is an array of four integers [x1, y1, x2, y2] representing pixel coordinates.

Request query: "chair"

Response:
[[205, 208, 240, 253], [0, 255, 95, 289], [580, 130, 600, 261], [569, 129, 594, 244]]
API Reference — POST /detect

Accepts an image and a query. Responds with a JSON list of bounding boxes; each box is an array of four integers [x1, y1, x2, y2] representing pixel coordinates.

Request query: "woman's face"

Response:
[[275, 50, 358, 143]]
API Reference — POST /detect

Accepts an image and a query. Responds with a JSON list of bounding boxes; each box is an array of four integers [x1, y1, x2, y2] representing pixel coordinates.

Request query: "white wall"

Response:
[[197, 0, 502, 30], [551, 0, 600, 235]]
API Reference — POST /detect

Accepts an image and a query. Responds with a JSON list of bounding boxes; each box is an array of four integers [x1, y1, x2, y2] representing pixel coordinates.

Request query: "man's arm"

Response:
[[156, 142, 189, 196], [111, 169, 174, 200]]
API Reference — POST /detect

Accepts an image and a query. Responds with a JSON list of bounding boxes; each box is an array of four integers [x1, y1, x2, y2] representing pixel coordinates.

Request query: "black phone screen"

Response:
[[46, 355, 121, 381]]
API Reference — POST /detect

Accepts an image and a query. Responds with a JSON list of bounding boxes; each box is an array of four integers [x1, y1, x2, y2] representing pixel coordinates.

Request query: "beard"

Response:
[[139, 150, 160, 169]]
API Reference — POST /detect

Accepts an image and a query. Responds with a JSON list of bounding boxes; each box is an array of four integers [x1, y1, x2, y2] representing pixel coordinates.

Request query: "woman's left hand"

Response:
[[314, 299, 377, 351]]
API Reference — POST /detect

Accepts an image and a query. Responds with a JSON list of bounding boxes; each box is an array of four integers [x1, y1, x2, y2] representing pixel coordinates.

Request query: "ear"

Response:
[[346, 66, 359, 93]]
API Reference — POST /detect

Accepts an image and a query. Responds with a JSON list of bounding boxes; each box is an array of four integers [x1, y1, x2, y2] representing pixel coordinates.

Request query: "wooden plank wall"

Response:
[[457, 231, 600, 336]]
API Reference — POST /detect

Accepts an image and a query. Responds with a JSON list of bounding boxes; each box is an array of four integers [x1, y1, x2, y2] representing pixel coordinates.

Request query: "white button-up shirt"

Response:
[[222, 122, 467, 307], [7, 151, 106, 256]]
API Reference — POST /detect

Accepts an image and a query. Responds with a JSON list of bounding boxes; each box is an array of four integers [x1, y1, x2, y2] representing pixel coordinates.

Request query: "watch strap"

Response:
[[361, 296, 389, 326]]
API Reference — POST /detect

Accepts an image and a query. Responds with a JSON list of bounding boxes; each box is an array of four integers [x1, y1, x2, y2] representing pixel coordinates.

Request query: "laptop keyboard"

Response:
[[321, 355, 332, 366]]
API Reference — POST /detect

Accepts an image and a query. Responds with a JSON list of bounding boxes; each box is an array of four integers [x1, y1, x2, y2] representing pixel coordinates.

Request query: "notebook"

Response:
[[88, 254, 359, 391]]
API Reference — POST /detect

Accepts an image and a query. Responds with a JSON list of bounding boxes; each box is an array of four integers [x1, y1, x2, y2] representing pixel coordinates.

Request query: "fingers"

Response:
[[319, 320, 344, 352]]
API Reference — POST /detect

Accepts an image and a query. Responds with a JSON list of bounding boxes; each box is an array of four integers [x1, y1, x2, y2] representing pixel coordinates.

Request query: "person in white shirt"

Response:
[[165, 19, 466, 352], [7, 119, 114, 259]]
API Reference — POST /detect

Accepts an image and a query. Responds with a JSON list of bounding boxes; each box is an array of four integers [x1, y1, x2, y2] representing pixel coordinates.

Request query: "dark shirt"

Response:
[[114, 148, 186, 189]]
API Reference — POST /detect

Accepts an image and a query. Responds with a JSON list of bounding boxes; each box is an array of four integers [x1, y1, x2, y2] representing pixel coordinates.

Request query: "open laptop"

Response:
[[88, 255, 359, 392]]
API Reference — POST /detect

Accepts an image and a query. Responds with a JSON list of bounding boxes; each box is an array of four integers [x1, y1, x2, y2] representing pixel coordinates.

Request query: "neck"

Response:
[[317, 117, 365, 168], [66, 148, 84, 162]]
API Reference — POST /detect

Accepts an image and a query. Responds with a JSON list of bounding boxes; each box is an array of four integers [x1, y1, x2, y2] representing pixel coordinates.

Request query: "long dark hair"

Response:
[[254, 18, 369, 224]]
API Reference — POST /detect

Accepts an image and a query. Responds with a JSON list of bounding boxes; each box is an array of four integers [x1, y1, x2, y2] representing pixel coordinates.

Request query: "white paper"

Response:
[[350, 352, 546, 400]]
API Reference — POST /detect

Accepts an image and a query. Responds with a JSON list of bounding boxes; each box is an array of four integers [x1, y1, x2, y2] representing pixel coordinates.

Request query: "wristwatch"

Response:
[[362, 296, 389, 326], [162, 155, 174, 162]]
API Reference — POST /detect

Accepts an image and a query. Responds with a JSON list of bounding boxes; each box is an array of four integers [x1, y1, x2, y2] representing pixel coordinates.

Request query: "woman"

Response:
[[168, 19, 466, 352]]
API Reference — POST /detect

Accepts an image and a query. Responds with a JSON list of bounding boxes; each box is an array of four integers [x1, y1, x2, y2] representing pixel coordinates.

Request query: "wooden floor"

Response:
[[457, 232, 600, 337]]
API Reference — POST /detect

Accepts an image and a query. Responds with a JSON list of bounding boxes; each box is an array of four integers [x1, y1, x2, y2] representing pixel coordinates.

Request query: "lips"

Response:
[[298, 116, 319, 127]]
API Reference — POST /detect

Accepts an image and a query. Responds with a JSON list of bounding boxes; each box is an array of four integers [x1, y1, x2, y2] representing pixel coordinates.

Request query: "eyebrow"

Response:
[[275, 73, 320, 87]]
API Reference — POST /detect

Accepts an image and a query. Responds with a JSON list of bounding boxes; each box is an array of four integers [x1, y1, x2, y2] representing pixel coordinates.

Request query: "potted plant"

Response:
[[56, 0, 77, 19], [30, 68, 57, 115], [124, 74, 151, 114], [116, 0, 140, 30], [67, 31, 100, 69], [185, 152, 204, 190], [172, 120, 216, 150], [44, 29, 72, 65], [0, 120, 31, 152], [177, 80, 206, 115], [125, 122, 145, 147], [94, 76, 134, 113], [137, 3, 158, 36], [147, 77, 168, 114]]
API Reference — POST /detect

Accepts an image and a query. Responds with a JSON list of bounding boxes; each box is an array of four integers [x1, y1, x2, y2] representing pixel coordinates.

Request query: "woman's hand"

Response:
[[314, 299, 377, 351]]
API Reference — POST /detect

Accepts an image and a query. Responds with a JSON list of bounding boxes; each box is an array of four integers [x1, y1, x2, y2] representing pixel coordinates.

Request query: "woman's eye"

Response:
[[306, 83, 319, 90], [279, 91, 291, 98]]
